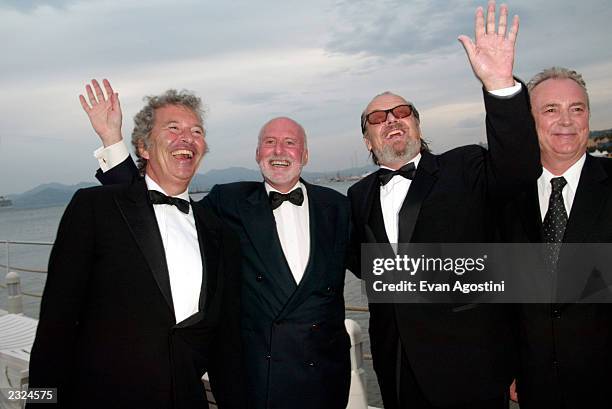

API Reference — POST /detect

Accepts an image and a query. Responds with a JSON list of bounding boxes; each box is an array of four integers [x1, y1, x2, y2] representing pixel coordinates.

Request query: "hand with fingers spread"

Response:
[[79, 79, 123, 147], [458, 0, 519, 91]]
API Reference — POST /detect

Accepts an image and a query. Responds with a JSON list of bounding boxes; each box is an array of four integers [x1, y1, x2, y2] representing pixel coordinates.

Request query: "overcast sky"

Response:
[[1, 0, 611, 195]]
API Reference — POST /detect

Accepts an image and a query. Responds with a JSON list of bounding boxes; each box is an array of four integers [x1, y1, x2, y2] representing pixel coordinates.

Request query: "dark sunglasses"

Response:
[[361, 104, 414, 133]]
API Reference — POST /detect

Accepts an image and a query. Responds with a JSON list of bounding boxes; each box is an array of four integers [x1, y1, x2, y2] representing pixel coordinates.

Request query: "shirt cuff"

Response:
[[488, 82, 522, 97], [93, 141, 130, 172]]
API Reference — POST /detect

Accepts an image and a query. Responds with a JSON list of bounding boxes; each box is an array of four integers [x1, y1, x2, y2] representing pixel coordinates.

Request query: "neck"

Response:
[[147, 174, 188, 196], [266, 179, 299, 193], [541, 153, 583, 176]]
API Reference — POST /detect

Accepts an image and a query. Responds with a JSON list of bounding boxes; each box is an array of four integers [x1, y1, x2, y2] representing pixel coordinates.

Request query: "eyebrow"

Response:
[[163, 120, 203, 128]]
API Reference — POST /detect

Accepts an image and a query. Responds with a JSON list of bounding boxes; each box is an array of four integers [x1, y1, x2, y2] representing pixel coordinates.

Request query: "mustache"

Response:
[[267, 155, 293, 163], [381, 123, 408, 137]]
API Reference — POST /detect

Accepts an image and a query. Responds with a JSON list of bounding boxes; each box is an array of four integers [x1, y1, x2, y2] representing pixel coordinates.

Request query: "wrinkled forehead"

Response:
[[261, 118, 305, 142], [530, 78, 588, 107], [366, 94, 410, 114]]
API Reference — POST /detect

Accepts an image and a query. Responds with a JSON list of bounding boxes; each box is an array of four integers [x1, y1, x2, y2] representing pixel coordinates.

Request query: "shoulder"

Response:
[[305, 182, 347, 204], [438, 144, 486, 161], [591, 155, 612, 172], [347, 172, 377, 197], [208, 181, 263, 197], [70, 182, 133, 203]]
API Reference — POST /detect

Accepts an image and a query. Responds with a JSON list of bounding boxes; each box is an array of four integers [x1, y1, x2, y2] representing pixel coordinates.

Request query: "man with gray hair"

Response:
[[89, 110, 351, 407], [347, 2, 540, 408], [499, 67, 612, 408], [29, 80, 244, 409]]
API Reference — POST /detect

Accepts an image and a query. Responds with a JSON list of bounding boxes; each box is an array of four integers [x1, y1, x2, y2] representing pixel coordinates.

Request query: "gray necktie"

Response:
[[542, 177, 568, 269]]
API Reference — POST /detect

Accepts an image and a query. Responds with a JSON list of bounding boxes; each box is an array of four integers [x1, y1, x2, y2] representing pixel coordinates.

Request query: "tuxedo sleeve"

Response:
[[482, 82, 541, 199], [27, 189, 95, 406], [207, 226, 247, 408], [95, 156, 140, 185]]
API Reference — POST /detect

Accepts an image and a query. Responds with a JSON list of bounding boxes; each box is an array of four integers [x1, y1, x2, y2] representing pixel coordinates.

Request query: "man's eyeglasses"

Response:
[[361, 104, 414, 133]]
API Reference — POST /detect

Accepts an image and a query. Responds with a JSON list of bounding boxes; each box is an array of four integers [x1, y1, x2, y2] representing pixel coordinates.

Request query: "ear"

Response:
[[363, 136, 372, 152], [255, 147, 261, 163], [138, 140, 150, 160], [302, 148, 309, 167]]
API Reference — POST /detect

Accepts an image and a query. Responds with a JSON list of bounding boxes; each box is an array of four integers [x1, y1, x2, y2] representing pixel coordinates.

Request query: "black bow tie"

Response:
[[148, 190, 190, 214], [378, 162, 416, 186], [269, 188, 304, 210]]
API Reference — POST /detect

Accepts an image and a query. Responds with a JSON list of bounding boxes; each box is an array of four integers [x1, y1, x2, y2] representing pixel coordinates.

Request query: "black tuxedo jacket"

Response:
[[201, 181, 351, 409], [96, 165, 351, 409], [28, 180, 245, 409], [347, 87, 541, 408], [498, 154, 612, 409]]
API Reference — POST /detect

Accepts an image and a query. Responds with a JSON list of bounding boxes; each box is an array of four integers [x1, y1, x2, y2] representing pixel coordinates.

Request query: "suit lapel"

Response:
[[397, 151, 438, 243], [115, 179, 174, 315], [361, 173, 389, 243], [279, 182, 334, 316], [564, 155, 610, 243], [191, 201, 213, 313], [238, 183, 297, 298]]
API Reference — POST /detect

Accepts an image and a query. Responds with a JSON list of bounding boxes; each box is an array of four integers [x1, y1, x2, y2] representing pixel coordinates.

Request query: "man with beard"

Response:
[[91, 116, 351, 409], [347, 1, 540, 408]]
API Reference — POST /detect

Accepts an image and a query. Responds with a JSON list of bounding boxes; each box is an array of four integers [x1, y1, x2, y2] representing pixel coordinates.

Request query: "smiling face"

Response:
[[139, 104, 206, 195], [255, 117, 308, 193], [530, 78, 590, 174], [363, 93, 421, 169]]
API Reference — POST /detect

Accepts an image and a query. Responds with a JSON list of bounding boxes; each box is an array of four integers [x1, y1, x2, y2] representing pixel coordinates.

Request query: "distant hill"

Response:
[[9, 164, 376, 208], [590, 128, 612, 139], [11, 182, 96, 209]]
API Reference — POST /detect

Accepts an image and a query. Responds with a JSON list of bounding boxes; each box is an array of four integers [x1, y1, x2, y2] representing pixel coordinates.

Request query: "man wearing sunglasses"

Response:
[[347, 2, 539, 408]]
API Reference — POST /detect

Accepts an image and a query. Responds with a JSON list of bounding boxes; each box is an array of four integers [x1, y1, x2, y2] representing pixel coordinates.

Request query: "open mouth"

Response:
[[171, 149, 194, 160], [385, 129, 405, 139], [270, 159, 290, 167]]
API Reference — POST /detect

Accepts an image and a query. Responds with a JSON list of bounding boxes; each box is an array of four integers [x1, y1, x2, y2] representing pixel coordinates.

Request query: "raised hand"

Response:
[[79, 79, 123, 147], [458, 1, 519, 91]]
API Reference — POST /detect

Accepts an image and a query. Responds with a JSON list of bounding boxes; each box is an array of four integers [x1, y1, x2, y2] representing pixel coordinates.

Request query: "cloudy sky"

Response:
[[1, 0, 611, 195]]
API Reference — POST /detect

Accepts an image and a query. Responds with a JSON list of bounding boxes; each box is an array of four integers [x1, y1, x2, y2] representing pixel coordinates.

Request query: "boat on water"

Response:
[[0, 196, 12, 208]]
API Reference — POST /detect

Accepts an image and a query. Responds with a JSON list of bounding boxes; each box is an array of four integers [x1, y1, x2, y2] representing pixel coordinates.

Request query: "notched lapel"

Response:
[[191, 201, 213, 313], [398, 152, 438, 243], [564, 156, 610, 243], [238, 185, 297, 296], [115, 180, 175, 315]]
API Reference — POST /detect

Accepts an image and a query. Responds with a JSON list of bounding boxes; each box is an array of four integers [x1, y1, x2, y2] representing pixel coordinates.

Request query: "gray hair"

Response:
[[527, 67, 590, 109], [131, 89, 205, 174], [361, 91, 430, 165]]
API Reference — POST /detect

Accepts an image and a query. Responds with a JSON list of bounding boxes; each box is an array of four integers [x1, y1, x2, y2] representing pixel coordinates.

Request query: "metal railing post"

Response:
[[6, 271, 23, 314]]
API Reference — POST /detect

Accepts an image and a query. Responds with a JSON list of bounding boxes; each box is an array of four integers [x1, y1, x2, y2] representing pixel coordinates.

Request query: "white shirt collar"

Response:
[[379, 153, 422, 171], [538, 154, 586, 196], [264, 179, 305, 195], [145, 175, 190, 202]]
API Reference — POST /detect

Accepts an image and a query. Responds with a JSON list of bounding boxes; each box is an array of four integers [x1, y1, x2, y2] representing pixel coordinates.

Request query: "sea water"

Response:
[[0, 180, 382, 407]]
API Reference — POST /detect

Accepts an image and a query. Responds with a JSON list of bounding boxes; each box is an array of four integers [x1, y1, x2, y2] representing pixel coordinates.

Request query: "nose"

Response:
[[179, 127, 194, 142], [385, 111, 399, 124], [273, 142, 284, 155], [559, 109, 572, 126]]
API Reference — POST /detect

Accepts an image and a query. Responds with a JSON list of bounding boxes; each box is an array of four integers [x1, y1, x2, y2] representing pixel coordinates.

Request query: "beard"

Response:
[[372, 137, 421, 165], [258, 155, 303, 191]]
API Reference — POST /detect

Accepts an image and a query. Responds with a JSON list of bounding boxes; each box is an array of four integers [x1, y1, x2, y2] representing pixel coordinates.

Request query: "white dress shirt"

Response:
[[377, 83, 522, 244], [145, 175, 202, 324], [537, 154, 586, 220], [94, 140, 130, 172], [379, 154, 421, 244], [265, 181, 310, 285]]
